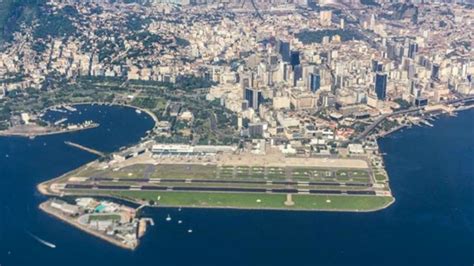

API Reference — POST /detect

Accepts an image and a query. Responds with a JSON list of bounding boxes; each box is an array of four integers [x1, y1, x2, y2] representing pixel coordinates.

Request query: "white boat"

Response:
[[28, 232, 56, 249], [136, 109, 142, 114], [63, 105, 77, 112], [178, 220, 183, 224], [166, 214, 172, 221], [187, 229, 193, 233]]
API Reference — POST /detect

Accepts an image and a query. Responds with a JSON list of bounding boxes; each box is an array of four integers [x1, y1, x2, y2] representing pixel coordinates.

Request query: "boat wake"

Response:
[[26, 231, 56, 249]]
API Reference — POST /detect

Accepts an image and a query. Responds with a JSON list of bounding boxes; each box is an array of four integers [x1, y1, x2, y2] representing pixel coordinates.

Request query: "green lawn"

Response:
[[78, 164, 148, 178], [375, 173, 388, 182], [149, 164, 217, 179], [96, 191, 394, 211], [88, 214, 121, 222]]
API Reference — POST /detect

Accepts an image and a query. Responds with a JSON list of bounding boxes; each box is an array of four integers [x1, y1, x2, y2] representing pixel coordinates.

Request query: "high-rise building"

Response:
[[244, 87, 263, 110], [290, 51, 300, 68], [277, 40, 290, 62], [278, 61, 289, 81], [408, 42, 418, 59], [431, 64, 440, 80], [240, 72, 255, 90], [375, 73, 388, 100], [308, 73, 321, 92], [372, 59, 383, 72], [293, 65, 302, 87]]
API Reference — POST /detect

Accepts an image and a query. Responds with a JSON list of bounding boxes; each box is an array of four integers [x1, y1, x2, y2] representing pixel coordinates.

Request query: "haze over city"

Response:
[[0, 0, 473, 265]]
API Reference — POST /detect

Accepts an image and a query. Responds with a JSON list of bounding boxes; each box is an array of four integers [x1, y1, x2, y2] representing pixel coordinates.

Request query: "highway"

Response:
[[352, 96, 474, 142]]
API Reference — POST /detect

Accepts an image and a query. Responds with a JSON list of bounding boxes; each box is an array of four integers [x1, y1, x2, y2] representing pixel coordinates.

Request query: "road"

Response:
[[353, 96, 474, 142]]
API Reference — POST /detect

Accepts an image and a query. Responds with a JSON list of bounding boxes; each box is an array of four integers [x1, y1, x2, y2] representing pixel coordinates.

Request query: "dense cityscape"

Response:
[[0, 0, 473, 263], [1, 0, 473, 143]]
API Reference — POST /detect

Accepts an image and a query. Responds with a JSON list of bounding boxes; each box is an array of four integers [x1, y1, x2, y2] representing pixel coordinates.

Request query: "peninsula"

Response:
[[0, 0, 472, 251]]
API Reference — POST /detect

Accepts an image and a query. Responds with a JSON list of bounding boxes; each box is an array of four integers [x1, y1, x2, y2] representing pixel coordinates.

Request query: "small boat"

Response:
[[187, 229, 193, 233], [178, 220, 182, 224], [27, 232, 56, 249], [136, 109, 142, 114], [166, 214, 172, 222]]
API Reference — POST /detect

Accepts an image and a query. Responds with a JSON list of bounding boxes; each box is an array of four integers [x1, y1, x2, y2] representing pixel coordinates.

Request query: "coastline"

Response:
[[43, 102, 159, 126], [372, 102, 474, 140], [39, 201, 137, 251], [47, 190, 395, 213], [31, 102, 471, 250], [0, 123, 99, 138], [0, 101, 158, 138]]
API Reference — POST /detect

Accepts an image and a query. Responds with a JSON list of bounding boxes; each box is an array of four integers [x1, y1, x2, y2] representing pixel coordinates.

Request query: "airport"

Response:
[[40, 141, 393, 212]]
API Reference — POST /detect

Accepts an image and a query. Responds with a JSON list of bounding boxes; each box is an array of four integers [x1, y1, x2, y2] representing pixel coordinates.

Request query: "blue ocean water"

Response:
[[0, 105, 473, 266]]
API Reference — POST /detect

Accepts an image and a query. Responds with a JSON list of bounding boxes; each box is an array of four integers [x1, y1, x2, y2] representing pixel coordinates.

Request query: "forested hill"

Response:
[[0, 0, 42, 45]]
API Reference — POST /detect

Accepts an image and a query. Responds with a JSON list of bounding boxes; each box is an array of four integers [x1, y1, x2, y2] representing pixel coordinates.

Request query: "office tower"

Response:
[[431, 64, 440, 80], [375, 73, 388, 100], [308, 73, 321, 92], [244, 87, 263, 110], [277, 40, 290, 62], [372, 59, 383, 72], [290, 51, 300, 68], [293, 65, 302, 87], [278, 61, 289, 81], [408, 42, 418, 59]]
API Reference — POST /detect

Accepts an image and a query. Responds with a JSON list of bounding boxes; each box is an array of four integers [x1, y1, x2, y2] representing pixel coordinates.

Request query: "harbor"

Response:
[[0, 105, 100, 138]]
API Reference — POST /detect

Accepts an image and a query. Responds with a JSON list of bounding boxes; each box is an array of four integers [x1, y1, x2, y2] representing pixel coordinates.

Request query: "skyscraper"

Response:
[[244, 87, 263, 110], [308, 73, 321, 92], [372, 59, 383, 72], [375, 73, 387, 100], [431, 63, 440, 80], [277, 40, 290, 62], [293, 65, 302, 87], [408, 42, 418, 59], [290, 51, 300, 68]]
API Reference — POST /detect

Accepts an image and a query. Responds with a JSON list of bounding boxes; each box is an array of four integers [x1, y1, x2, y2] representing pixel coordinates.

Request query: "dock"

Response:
[[64, 141, 106, 157]]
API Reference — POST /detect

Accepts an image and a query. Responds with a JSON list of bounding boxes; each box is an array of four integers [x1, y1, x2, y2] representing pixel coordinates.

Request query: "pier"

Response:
[[64, 141, 106, 157]]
